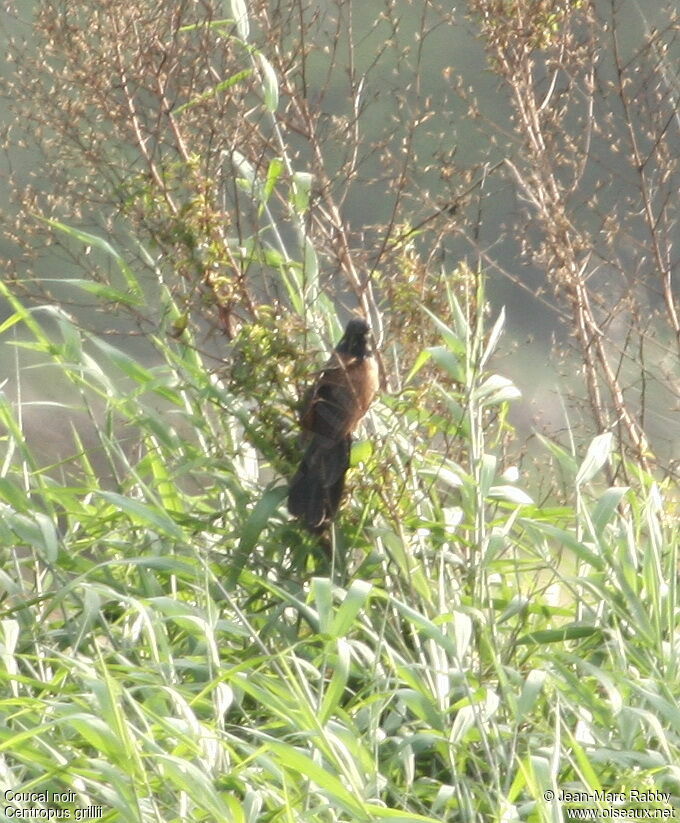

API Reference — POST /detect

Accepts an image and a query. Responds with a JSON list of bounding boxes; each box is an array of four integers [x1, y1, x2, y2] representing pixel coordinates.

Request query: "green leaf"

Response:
[[516, 625, 603, 645], [350, 439, 373, 466], [517, 669, 547, 718], [329, 579, 372, 638], [575, 432, 613, 486], [256, 53, 279, 112], [418, 464, 464, 489], [7, 512, 58, 562], [536, 433, 578, 474], [231, 149, 257, 187], [520, 520, 605, 570], [88, 336, 154, 385], [480, 306, 505, 368], [45, 278, 142, 306], [178, 18, 236, 33], [479, 453, 497, 498], [488, 485, 534, 505], [143, 441, 185, 514], [173, 68, 252, 114], [421, 306, 465, 354], [262, 243, 286, 268], [291, 171, 312, 214], [364, 807, 441, 822], [34, 512, 59, 563], [390, 598, 456, 656], [38, 218, 142, 299], [157, 755, 235, 820], [64, 714, 126, 762], [0, 478, 30, 511], [404, 348, 431, 383], [303, 237, 319, 298], [474, 374, 521, 406], [267, 742, 366, 818], [230, 0, 249, 40], [261, 156, 284, 207], [427, 345, 465, 382], [98, 491, 184, 539], [226, 484, 288, 586], [591, 486, 629, 535], [319, 637, 350, 723], [311, 577, 333, 633], [0, 310, 26, 336]]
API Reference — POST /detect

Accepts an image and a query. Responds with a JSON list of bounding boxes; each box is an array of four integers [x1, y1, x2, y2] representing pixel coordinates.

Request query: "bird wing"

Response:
[[300, 352, 377, 444]]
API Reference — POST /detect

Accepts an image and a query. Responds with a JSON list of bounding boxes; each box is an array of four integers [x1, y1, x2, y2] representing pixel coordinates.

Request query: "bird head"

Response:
[[336, 317, 372, 358]]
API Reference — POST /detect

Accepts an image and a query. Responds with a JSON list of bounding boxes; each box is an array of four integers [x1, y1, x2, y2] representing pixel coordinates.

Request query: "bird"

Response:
[[288, 317, 379, 533]]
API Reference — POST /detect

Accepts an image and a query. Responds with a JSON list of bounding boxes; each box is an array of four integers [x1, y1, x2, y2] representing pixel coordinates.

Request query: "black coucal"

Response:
[[288, 317, 379, 532]]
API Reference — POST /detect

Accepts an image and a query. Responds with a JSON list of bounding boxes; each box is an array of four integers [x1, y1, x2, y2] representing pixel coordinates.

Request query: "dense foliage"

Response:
[[0, 1, 678, 820], [1, 272, 678, 820]]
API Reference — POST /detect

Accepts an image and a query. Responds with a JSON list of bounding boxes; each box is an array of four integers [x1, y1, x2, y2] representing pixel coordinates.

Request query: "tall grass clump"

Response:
[[0, 0, 678, 819], [1, 266, 678, 820]]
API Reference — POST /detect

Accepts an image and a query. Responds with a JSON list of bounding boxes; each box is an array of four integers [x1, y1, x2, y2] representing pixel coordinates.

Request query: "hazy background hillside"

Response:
[[2, 0, 678, 470]]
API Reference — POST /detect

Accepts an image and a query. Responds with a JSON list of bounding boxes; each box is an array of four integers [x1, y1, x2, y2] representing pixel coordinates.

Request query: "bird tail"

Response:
[[288, 435, 351, 532]]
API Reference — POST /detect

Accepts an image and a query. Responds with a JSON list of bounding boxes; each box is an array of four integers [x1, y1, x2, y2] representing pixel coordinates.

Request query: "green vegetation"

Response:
[[1, 0, 678, 820], [0, 266, 678, 820]]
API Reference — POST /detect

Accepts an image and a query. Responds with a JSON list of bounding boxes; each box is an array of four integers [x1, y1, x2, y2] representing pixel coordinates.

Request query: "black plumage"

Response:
[[288, 318, 379, 532]]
